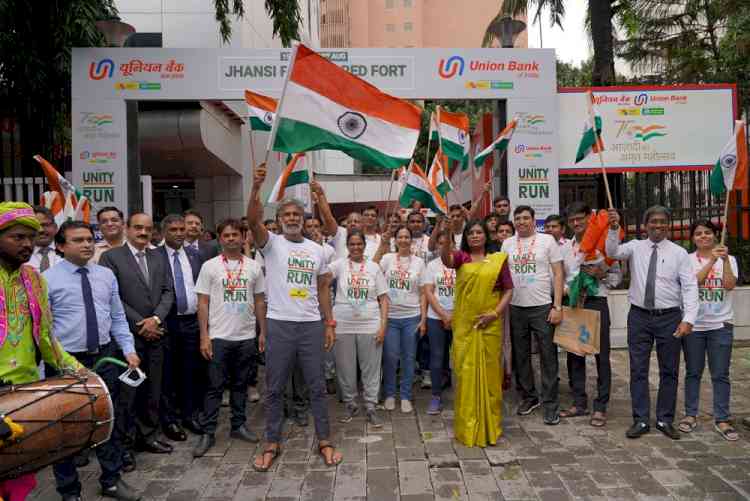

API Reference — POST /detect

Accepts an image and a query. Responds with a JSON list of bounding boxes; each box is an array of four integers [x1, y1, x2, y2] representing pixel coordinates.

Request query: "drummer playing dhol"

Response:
[[0, 202, 82, 501]]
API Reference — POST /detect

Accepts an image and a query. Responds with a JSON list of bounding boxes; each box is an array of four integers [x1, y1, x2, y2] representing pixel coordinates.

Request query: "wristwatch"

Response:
[[325, 319, 337, 328]]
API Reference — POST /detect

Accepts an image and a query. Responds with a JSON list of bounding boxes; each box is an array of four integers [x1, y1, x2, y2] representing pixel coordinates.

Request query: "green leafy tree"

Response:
[[214, 0, 301, 47], [556, 58, 594, 87]]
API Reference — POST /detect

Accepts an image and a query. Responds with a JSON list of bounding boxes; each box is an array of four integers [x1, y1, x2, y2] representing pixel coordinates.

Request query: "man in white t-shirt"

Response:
[[248, 164, 342, 471], [193, 219, 266, 458], [501, 205, 564, 425]]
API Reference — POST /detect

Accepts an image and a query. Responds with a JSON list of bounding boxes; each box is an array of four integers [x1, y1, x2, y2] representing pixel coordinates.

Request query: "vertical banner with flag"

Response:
[[271, 44, 422, 169], [35, 155, 90, 224], [429, 108, 470, 169], [267, 153, 312, 212], [245, 89, 277, 132]]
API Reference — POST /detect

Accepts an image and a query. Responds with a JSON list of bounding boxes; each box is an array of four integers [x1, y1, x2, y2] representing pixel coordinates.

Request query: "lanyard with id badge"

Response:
[[347, 259, 368, 318]]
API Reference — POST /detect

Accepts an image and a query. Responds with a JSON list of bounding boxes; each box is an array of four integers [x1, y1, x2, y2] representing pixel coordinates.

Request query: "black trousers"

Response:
[[199, 338, 255, 434], [161, 314, 205, 425], [131, 334, 165, 442], [510, 304, 560, 413], [627, 306, 682, 424], [566, 297, 612, 413], [50, 343, 123, 494]]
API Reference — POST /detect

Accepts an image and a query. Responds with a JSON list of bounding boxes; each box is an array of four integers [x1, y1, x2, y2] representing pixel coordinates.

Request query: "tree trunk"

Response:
[[589, 0, 615, 85]]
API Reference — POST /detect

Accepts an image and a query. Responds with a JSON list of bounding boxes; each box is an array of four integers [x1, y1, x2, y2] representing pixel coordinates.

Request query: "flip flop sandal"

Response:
[[559, 406, 590, 418], [678, 416, 697, 433], [252, 446, 281, 472], [714, 423, 740, 442], [318, 443, 343, 467], [590, 413, 607, 427]]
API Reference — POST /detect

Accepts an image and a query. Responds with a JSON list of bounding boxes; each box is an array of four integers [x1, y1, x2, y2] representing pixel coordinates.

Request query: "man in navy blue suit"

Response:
[[157, 214, 206, 439]]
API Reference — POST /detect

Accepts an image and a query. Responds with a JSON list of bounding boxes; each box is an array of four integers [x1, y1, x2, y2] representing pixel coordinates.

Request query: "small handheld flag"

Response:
[[575, 91, 604, 164], [267, 153, 311, 211], [399, 162, 447, 215], [245, 90, 277, 132], [429, 107, 470, 169], [34, 155, 90, 225], [428, 148, 453, 197], [710, 120, 748, 196], [474, 119, 517, 169]]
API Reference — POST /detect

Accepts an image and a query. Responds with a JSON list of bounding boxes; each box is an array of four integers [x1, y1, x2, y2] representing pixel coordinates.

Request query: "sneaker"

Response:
[[401, 399, 413, 414], [543, 409, 560, 426], [516, 399, 540, 416], [366, 408, 383, 428], [421, 375, 432, 389], [339, 404, 359, 423], [427, 396, 442, 415], [384, 397, 396, 411], [221, 390, 230, 407], [248, 386, 261, 403]]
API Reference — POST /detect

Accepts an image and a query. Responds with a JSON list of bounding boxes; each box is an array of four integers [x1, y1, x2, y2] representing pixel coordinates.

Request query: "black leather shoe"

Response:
[[626, 421, 650, 439], [61, 494, 82, 501], [163, 423, 187, 442], [656, 421, 681, 440], [136, 439, 173, 454], [101, 479, 141, 500], [193, 434, 215, 458], [182, 417, 204, 435], [230, 425, 260, 443], [121, 450, 136, 473]]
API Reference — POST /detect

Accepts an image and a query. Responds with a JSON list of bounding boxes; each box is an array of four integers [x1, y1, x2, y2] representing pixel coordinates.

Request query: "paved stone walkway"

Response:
[[29, 346, 750, 500]]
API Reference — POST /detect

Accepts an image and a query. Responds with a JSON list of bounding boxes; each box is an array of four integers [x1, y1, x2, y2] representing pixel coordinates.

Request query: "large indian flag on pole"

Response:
[[267, 153, 312, 211], [34, 155, 90, 225], [429, 108, 470, 168], [428, 148, 453, 197], [399, 162, 447, 214], [575, 90, 604, 163], [272, 44, 422, 169], [474, 119, 517, 170], [245, 90, 277, 132], [710, 120, 748, 196]]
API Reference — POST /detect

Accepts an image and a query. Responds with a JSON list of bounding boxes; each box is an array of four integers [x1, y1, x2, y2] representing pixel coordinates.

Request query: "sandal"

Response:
[[559, 406, 590, 418], [252, 445, 281, 472], [318, 442, 343, 467], [590, 411, 607, 427], [678, 416, 697, 433], [714, 422, 740, 442]]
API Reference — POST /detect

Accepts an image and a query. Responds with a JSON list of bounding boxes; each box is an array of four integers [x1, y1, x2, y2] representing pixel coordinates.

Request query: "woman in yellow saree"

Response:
[[439, 220, 513, 447]]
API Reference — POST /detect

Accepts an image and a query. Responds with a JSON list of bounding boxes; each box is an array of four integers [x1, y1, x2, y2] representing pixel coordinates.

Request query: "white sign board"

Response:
[[559, 85, 736, 173]]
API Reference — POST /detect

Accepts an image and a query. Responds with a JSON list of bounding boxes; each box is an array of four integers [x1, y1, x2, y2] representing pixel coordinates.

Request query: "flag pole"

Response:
[[263, 44, 300, 167], [424, 113, 433, 172], [589, 91, 614, 209], [721, 191, 731, 245], [382, 166, 401, 230]]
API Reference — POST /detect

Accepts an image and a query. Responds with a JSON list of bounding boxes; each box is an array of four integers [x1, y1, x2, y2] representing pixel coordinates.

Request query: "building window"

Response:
[[386, 23, 395, 32], [404, 22, 413, 31], [386, 0, 394, 8], [403, 0, 413, 6]]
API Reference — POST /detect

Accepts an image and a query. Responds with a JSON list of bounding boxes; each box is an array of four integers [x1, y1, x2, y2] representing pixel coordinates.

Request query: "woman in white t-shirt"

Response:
[[421, 231, 456, 415], [373, 225, 426, 414], [679, 220, 739, 441], [329, 230, 389, 427]]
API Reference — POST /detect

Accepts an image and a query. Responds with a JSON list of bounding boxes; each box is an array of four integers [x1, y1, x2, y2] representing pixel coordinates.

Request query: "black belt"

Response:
[[72, 341, 111, 357], [632, 305, 681, 317]]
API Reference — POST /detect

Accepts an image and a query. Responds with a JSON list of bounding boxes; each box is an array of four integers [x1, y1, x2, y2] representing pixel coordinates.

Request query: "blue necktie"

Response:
[[77, 268, 100, 354], [173, 250, 188, 314]]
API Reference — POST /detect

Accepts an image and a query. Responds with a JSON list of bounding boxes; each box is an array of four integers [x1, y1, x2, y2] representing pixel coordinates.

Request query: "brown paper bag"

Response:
[[553, 306, 600, 357]]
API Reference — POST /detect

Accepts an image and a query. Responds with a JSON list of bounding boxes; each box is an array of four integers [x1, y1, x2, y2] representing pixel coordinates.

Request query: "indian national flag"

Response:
[[245, 89, 277, 132], [710, 120, 748, 196], [272, 44, 421, 169], [267, 153, 311, 211], [429, 108, 470, 168], [399, 162, 447, 215], [474, 119, 517, 169], [35, 155, 90, 225], [575, 90, 604, 163], [428, 148, 453, 197]]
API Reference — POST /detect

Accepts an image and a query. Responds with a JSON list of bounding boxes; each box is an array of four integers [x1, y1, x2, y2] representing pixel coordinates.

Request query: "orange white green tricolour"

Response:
[[267, 153, 310, 204], [399, 162, 447, 215], [245, 90, 277, 131], [575, 90, 604, 163], [429, 107, 470, 168], [710, 120, 748, 195], [428, 148, 453, 197], [34, 155, 90, 225], [272, 44, 422, 169]]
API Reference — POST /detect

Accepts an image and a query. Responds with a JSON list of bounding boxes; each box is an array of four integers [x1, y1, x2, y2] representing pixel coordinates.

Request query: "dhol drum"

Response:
[[0, 373, 114, 480]]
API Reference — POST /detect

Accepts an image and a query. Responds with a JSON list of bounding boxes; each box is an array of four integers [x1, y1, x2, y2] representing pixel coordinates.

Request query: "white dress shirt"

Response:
[[165, 246, 198, 315], [27, 243, 63, 271], [126, 241, 149, 277], [605, 229, 699, 325]]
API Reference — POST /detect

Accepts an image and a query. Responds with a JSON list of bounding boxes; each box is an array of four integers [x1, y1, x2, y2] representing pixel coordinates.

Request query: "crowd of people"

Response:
[[0, 163, 744, 500]]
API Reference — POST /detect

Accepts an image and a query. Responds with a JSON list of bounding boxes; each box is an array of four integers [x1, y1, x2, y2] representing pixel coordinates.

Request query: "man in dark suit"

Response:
[[99, 212, 175, 462], [183, 209, 218, 261], [157, 214, 206, 439]]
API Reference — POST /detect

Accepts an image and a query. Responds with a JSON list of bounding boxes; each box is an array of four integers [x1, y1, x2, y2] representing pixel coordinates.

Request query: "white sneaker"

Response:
[[401, 400, 413, 413], [248, 386, 260, 403], [384, 397, 396, 411]]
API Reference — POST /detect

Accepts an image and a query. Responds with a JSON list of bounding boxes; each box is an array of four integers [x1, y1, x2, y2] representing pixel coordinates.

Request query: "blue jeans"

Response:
[[383, 316, 421, 400], [427, 318, 452, 397], [682, 325, 733, 422]]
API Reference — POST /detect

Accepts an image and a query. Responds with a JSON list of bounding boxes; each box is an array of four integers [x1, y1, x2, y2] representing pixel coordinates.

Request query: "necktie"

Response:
[[644, 243, 658, 309], [173, 250, 188, 314], [77, 268, 100, 354], [39, 247, 50, 272], [136, 251, 150, 286]]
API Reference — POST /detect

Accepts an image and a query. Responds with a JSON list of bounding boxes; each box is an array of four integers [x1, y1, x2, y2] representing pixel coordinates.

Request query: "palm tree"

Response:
[[499, 0, 620, 86]]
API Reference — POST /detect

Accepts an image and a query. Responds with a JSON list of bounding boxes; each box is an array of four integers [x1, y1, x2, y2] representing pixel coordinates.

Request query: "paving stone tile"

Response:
[[171, 457, 221, 495], [555, 466, 603, 498], [232, 471, 273, 501], [600, 487, 640, 500], [425, 440, 460, 467], [398, 460, 432, 496], [587, 470, 629, 489], [202, 463, 246, 499], [536, 488, 571, 501], [524, 470, 565, 490], [648, 469, 692, 486], [492, 465, 535, 500], [461, 460, 499, 493], [333, 461, 366, 501], [367, 467, 399, 500], [139, 480, 175, 499], [430, 467, 469, 501]]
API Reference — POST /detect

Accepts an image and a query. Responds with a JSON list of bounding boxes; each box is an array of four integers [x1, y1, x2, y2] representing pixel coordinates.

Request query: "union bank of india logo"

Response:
[[438, 56, 465, 79], [89, 59, 115, 80]]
